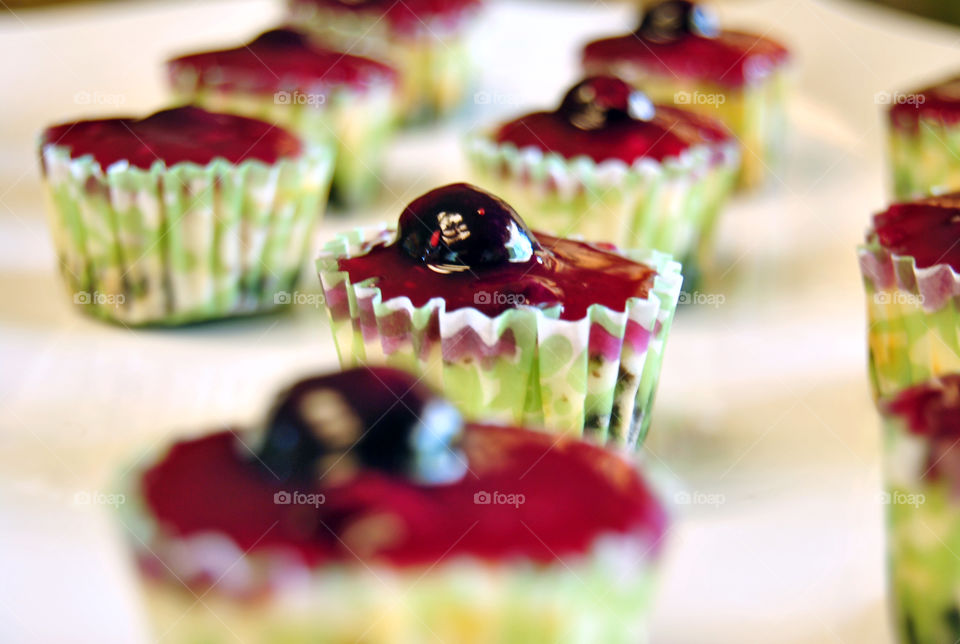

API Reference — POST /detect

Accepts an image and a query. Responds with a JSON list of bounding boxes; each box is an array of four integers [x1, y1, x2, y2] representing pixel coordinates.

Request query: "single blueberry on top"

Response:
[[637, 1, 719, 43], [257, 367, 466, 485], [558, 76, 656, 131], [398, 183, 539, 271]]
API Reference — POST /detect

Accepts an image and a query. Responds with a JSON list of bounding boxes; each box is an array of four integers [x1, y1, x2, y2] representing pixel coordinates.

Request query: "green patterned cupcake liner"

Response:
[[465, 134, 739, 273], [888, 120, 960, 200], [858, 241, 960, 400], [317, 227, 682, 448], [169, 71, 396, 208], [581, 64, 789, 189], [285, 5, 477, 122], [115, 459, 658, 644], [881, 412, 960, 644], [40, 142, 335, 326]]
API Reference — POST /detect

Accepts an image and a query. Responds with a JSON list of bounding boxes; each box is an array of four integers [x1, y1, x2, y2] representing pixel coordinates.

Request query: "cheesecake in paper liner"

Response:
[[317, 226, 682, 448], [40, 141, 334, 326], [466, 134, 739, 273]]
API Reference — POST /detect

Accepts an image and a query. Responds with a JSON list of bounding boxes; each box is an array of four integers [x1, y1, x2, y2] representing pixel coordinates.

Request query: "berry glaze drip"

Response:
[[167, 28, 397, 95], [40, 106, 302, 170], [336, 183, 658, 321], [142, 424, 665, 568], [871, 192, 960, 272], [494, 76, 732, 163], [288, 0, 481, 33], [581, 1, 789, 88], [886, 375, 960, 485], [888, 76, 960, 132]]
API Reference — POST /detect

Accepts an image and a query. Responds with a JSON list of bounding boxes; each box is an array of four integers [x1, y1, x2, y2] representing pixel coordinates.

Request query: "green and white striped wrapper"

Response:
[[169, 69, 397, 208], [40, 143, 335, 326], [466, 134, 739, 273], [888, 120, 960, 200], [858, 240, 960, 400], [580, 64, 790, 189], [285, 4, 477, 122], [317, 227, 682, 448], [880, 411, 960, 644], [116, 451, 659, 644]]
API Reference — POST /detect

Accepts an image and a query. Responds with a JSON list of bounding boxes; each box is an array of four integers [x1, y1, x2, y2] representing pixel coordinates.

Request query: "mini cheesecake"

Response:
[[39, 106, 334, 325], [881, 375, 960, 644], [168, 28, 398, 208], [581, 0, 790, 188], [317, 183, 682, 446], [467, 75, 738, 275], [859, 193, 960, 399], [887, 75, 960, 199], [119, 367, 666, 643], [286, 0, 483, 121]]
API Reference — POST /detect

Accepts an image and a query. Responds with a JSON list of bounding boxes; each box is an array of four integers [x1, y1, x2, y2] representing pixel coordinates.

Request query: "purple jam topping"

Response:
[[258, 367, 464, 484], [872, 192, 960, 272], [40, 106, 302, 170], [288, 0, 481, 32], [143, 423, 665, 568], [636, 0, 719, 43], [494, 76, 732, 163], [581, 8, 789, 88], [167, 28, 397, 95], [889, 76, 960, 132], [338, 184, 657, 320]]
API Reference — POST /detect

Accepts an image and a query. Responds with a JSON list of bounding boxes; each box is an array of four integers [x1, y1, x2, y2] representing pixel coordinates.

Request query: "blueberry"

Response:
[[257, 367, 466, 485], [558, 76, 655, 131], [637, 1, 719, 43], [397, 183, 539, 271]]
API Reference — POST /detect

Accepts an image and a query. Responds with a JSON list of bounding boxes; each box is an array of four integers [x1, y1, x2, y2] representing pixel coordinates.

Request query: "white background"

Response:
[[2, 0, 958, 641]]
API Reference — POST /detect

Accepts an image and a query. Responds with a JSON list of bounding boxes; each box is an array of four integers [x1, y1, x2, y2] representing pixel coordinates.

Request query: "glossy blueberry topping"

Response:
[[494, 77, 732, 164], [398, 183, 539, 271], [142, 424, 666, 569], [40, 106, 302, 170], [637, 1, 719, 43], [558, 76, 655, 130], [167, 28, 397, 95], [871, 192, 960, 272], [582, 22, 789, 88], [258, 367, 465, 484]]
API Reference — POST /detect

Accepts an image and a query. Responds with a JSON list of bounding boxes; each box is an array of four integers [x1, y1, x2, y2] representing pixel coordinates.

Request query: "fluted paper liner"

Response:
[[888, 119, 960, 200], [466, 134, 738, 273], [859, 240, 960, 399], [879, 410, 960, 643], [317, 227, 682, 448], [40, 142, 335, 325]]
